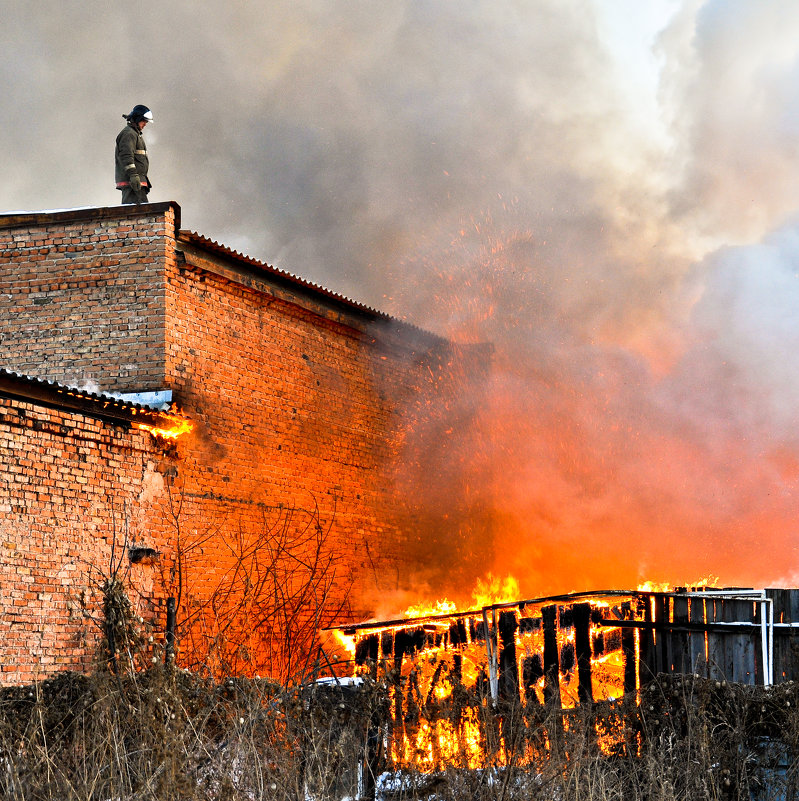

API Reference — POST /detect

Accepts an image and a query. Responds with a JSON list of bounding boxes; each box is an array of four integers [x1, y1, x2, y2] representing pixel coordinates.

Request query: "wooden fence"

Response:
[[336, 587, 799, 709]]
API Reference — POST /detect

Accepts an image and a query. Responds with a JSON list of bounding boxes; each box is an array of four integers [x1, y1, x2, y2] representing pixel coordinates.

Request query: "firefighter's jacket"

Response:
[[115, 123, 151, 190]]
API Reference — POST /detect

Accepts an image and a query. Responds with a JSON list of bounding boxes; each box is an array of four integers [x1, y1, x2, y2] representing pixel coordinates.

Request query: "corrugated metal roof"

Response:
[[0, 368, 182, 427], [0, 369, 164, 411], [178, 229, 395, 323]]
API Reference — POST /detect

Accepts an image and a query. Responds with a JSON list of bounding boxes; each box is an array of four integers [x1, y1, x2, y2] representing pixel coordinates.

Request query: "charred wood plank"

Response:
[[768, 588, 791, 683], [655, 594, 669, 674], [638, 596, 657, 686], [522, 654, 544, 704], [621, 602, 636, 695], [355, 634, 379, 668], [542, 604, 561, 708], [498, 610, 520, 704], [573, 602, 593, 705]]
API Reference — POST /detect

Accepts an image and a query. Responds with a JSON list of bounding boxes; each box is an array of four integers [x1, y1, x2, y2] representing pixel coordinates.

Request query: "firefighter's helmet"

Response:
[[124, 105, 154, 123]]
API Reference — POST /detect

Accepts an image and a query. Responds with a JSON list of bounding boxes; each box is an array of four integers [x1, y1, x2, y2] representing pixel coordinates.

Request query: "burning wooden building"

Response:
[[326, 586, 799, 771]]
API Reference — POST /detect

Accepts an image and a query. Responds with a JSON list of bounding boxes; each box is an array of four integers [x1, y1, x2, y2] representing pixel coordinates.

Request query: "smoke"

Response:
[[4, 1, 799, 597], [386, 212, 799, 602], [1, 0, 681, 305]]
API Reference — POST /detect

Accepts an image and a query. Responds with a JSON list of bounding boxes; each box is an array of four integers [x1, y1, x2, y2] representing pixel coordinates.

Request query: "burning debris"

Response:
[[325, 585, 799, 773]]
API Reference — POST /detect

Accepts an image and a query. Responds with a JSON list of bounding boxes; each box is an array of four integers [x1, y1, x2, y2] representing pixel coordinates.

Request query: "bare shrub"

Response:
[[165, 499, 351, 685]]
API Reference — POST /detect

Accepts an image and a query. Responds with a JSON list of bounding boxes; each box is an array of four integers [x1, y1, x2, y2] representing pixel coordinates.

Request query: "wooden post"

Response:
[[392, 630, 407, 740], [542, 605, 561, 707], [498, 610, 520, 704], [522, 655, 544, 705], [449, 619, 468, 647], [542, 604, 563, 758], [706, 597, 725, 681], [638, 595, 657, 686], [572, 603, 593, 705], [789, 590, 799, 684], [672, 590, 690, 675], [768, 588, 789, 683], [452, 652, 463, 687], [654, 594, 669, 674], [621, 602, 637, 695], [689, 590, 707, 676]]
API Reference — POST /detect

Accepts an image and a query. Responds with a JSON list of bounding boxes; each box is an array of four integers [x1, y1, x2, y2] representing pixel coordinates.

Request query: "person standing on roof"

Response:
[[115, 105, 154, 205]]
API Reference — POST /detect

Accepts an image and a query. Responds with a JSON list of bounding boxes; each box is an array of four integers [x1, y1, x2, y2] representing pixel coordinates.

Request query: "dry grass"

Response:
[[0, 667, 797, 800]]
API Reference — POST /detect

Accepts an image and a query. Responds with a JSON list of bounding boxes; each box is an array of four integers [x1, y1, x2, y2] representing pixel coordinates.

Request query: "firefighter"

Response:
[[115, 104, 154, 205]]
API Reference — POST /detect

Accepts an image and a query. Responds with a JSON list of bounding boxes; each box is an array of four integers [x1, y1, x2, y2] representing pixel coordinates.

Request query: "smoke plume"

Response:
[[4, 0, 799, 599]]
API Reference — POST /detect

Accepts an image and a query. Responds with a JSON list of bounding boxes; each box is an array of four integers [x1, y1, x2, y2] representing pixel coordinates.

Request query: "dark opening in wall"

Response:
[[128, 546, 160, 565]]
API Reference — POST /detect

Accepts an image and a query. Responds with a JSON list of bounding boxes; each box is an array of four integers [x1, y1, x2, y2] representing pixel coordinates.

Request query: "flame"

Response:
[[349, 586, 656, 771], [636, 580, 672, 593], [333, 629, 356, 658], [470, 573, 519, 607], [402, 574, 522, 619], [637, 575, 719, 593], [403, 598, 457, 618], [347, 573, 737, 770], [395, 710, 484, 771], [135, 414, 194, 440]]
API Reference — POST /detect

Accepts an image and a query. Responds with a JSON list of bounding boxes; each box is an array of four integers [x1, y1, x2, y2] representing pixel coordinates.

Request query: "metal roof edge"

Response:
[[177, 229, 446, 346], [0, 368, 177, 426]]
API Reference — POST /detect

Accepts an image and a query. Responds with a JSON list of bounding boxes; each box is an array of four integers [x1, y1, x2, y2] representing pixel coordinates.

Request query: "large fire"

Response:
[[327, 574, 776, 773]]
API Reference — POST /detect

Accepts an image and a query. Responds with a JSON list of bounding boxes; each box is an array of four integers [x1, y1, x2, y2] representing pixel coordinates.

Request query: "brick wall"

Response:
[[0, 394, 171, 685], [165, 256, 418, 563], [0, 204, 174, 393], [149, 236, 452, 676], [0, 203, 462, 682]]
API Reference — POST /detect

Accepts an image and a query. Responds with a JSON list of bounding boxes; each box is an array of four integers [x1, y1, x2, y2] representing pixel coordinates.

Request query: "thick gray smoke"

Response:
[[2, 0, 679, 306], [4, 0, 799, 595]]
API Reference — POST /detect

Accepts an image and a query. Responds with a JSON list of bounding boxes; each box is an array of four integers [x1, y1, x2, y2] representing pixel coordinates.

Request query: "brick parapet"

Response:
[[0, 204, 178, 393]]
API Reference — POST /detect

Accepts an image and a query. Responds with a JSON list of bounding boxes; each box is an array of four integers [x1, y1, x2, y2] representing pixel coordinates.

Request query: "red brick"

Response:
[[0, 203, 469, 683]]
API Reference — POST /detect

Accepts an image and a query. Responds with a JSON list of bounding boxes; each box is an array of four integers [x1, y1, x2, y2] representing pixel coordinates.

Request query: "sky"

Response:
[[5, 0, 799, 599]]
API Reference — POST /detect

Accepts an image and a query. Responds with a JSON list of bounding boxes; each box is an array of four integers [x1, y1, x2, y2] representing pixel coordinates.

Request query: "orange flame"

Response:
[[470, 573, 520, 607], [402, 573, 521, 619], [135, 414, 194, 440], [403, 598, 457, 618], [333, 629, 356, 658], [637, 575, 719, 593]]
